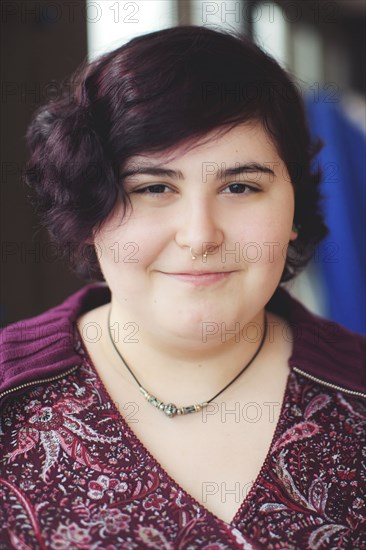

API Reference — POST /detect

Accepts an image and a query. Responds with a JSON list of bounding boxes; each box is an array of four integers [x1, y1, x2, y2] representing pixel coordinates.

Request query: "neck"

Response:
[[102, 304, 271, 405]]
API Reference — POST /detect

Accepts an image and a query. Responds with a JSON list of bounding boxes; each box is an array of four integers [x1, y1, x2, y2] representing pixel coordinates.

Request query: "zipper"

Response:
[[1, 364, 364, 404], [0, 365, 80, 404], [293, 366, 366, 399]]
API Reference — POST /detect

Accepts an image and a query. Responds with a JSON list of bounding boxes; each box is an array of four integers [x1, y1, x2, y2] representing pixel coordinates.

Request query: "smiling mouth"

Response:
[[159, 271, 235, 286]]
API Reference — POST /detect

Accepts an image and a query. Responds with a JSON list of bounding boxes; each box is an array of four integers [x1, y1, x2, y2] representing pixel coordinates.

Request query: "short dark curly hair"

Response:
[[25, 25, 328, 282]]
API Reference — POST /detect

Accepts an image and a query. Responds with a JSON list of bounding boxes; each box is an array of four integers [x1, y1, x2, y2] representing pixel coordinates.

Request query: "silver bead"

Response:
[[164, 403, 178, 417]]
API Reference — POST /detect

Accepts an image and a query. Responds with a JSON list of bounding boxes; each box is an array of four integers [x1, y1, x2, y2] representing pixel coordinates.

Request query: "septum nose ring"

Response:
[[190, 247, 207, 260]]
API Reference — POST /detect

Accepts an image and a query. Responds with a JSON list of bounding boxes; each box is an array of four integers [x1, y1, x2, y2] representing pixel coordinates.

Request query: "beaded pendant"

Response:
[[140, 388, 208, 417]]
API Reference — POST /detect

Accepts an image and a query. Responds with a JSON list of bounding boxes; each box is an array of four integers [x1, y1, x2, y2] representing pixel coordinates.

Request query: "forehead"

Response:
[[123, 121, 280, 171]]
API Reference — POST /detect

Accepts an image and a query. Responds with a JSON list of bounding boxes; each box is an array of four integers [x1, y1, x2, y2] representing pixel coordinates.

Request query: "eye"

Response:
[[221, 183, 260, 194], [132, 184, 173, 195]]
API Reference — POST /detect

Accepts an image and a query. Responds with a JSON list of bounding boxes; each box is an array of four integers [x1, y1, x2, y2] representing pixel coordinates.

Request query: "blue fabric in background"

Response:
[[305, 95, 366, 334]]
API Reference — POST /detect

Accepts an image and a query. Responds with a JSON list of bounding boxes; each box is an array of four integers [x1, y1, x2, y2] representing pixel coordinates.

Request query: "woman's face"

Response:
[[94, 122, 297, 346]]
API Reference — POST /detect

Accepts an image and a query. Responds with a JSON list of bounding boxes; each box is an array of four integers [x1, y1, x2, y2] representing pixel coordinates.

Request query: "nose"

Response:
[[175, 197, 224, 259]]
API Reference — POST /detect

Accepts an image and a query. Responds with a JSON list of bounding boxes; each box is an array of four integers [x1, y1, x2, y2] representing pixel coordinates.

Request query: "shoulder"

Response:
[[0, 283, 111, 407], [268, 287, 366, 398]]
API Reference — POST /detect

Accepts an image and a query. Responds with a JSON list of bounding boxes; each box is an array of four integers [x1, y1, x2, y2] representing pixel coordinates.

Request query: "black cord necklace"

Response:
[[107, 309, 268, 418]]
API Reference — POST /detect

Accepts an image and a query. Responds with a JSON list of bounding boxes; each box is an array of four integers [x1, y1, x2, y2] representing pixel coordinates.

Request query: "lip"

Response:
[[159, 271, 235, 286]]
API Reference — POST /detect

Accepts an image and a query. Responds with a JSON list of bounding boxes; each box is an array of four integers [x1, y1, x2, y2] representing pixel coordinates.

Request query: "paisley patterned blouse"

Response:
[[0, 285, 365, 549]]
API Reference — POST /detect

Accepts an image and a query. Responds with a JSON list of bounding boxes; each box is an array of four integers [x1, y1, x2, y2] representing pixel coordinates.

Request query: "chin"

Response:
[[156, 303, 239, 343]]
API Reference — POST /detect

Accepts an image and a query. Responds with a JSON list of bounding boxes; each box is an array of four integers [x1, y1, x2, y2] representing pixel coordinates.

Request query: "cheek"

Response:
[[95, 222, 164, 282], [228, 203, 293, 267]]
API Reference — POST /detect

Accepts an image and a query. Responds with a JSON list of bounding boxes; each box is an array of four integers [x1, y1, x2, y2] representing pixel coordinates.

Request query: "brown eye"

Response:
[[133, 184, 170, 194], [222, 183, 260, 194]]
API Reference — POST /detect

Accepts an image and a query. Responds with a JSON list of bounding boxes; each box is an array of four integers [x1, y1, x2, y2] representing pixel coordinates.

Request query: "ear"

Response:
[[290, 224, 298, 241], [84, 230, 97, 246]]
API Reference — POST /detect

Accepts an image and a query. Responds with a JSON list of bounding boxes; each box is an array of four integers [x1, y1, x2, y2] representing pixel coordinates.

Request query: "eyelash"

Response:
[[131, 183, 261, 196]]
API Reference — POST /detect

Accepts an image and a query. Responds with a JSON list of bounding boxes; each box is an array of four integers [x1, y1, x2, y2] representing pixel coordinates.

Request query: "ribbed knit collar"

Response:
[[1, 283, 365, 408]]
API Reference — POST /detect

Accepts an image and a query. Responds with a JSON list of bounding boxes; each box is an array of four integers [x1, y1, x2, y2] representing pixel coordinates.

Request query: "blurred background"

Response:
[[1, 0, 365, 332]]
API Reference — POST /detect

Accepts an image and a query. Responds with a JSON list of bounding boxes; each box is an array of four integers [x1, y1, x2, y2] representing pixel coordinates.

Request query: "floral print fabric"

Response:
[[1, 329, 365, 549]]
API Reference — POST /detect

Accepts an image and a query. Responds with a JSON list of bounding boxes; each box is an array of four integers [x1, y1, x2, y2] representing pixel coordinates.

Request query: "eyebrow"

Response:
[[120, 162, 276, 180]]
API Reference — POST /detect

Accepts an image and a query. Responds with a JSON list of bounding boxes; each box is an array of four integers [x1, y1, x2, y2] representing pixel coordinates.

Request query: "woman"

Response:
[[1, 26, 365, 549]]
